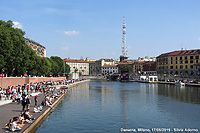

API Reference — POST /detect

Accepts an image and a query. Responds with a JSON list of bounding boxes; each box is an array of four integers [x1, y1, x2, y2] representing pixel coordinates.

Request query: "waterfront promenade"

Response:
[[0, 79, 89, 133]]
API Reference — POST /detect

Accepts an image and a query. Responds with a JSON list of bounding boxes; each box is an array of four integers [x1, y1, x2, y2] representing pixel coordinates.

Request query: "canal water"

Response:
[[36, 81, 200, 133]]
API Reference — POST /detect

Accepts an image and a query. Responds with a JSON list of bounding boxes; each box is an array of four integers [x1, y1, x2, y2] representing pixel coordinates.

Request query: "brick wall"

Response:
[[0, 77, 66, 88]]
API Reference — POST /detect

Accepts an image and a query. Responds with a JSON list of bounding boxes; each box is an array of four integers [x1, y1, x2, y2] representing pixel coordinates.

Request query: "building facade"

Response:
[[156, 49, 200, 76], [25, 38, 46, 57], [95, 59, 115, 75], [63, 59, 89, 75], [101, 65, 118, 75], [89, 61, 95, 75], [143, 61, 157, 75], [133, 62, 144, 75]]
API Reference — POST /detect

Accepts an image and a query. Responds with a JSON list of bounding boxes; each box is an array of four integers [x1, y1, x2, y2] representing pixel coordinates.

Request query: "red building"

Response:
[[143, 61, 157, 75]]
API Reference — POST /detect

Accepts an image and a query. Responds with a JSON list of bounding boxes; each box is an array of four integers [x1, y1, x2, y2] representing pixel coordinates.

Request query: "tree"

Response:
[[50, 56, 70, 76], [0, 20, 69, 77], [0, 20, 26, 76], [119, 65, 133, 73]]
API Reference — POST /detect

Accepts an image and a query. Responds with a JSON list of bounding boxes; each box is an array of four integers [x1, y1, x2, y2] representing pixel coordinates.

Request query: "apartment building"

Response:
[[63, 59, 89, 75], [156, 49, 200, 76], [25, 38, 46, 57]]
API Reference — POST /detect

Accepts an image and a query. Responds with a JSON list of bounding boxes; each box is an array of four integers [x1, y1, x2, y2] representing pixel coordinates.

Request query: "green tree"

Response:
[[119, 65, 133, 73], [0, 20, 26, 76], [0, 20, 69, 77], [39, 57, 51, 76], [50, 56, 70, 76]]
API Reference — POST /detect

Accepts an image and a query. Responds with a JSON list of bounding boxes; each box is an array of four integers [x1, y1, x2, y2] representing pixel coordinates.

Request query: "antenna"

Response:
[[122, 16, 128, 57]]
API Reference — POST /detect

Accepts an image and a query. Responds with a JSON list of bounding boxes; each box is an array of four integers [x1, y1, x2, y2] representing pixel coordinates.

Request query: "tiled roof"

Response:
[[143, 61, 156, 65], [157, 49, 200, 58], [102, 65, 118, 67], [96, 59, 114, 62], [63, 59, 89, 63], [118, 62, 134, 65], [89, 61, 95, 64]]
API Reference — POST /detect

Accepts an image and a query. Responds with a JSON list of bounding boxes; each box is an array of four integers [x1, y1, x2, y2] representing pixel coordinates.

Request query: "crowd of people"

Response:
[[1, 80, 70, 132], [1, 78, 88, 132]]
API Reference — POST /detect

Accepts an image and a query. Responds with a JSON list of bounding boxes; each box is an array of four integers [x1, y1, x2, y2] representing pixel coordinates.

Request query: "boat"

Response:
[[137, 76, 158, 83], [175, 81, 185, 86]]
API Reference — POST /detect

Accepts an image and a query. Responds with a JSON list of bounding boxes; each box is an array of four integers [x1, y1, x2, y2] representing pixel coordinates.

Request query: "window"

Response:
[[190, 60, 193, 63], [171, 61, 173, 64], [190, 56, 193, 59], [176, 57, 178, 60], [170, 66, 173, 69], [185, 60, 188, 64], [176, 61, 177, 64], [176, 66, 178, 69], [180, 65, 183, 69], [180, 57, 182, 60], [190, 65, 193, 69], [171, 57, 173, 60], [196, 60, 199, 63], [185, 65, 187, 69], [196, 56, 199, 59], [185, 56, 187, 60]]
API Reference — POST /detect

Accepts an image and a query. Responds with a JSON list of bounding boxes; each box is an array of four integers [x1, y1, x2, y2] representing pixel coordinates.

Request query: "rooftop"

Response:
[[157, 49, 200, 58], [63, 59, 89, 63], [102, 65, 118, 67]]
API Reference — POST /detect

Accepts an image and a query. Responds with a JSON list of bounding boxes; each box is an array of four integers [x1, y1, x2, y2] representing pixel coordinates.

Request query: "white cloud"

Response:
[[12, 21, 23, 29], [61, 46, 69, 51], [64, 30, 80, 36], [198, 37, 200, 40]]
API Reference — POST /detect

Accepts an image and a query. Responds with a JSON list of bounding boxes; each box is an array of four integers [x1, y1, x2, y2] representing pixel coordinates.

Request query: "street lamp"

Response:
[[1, 69, 5, 88]]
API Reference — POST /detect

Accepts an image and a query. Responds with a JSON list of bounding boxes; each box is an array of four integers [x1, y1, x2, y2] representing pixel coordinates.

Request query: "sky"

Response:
[[0, 0, 200, 60]]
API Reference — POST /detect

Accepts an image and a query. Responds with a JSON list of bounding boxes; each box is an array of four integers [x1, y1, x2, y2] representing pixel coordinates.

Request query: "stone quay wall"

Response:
[[0, 77, 66, 88]]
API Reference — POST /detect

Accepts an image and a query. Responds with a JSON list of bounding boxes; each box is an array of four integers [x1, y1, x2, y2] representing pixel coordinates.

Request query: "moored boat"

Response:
[[175, 81, 185, 86]]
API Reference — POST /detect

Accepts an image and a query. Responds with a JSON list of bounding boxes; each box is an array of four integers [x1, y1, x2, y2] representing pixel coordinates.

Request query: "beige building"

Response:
[[25, 38, 46, 57], [89, 61, 95, 75], [63, 59, 89, 75], [95, 59, 115, 75], [102, 65, 118, 75], [157, 49, 200, 76]]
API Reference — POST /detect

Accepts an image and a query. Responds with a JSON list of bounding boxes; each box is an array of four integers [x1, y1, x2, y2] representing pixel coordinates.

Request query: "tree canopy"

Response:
[[0, 20, 70, 77], [119, 65, 133, 73]]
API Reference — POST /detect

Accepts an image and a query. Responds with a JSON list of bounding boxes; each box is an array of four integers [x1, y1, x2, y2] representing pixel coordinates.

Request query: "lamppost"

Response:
[[1, 69, 5, 88], [24, 71, 28, 92]]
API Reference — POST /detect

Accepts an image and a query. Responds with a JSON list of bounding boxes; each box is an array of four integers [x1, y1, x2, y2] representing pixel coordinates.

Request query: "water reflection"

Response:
[[157, 84, 200, 104], [36, 81, 200, 133]]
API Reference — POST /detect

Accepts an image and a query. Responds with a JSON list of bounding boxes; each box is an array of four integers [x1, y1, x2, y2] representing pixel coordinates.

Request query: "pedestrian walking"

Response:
[[34, 95, 38, 106], [26, 96, 31, 110], [22, 98, 26, 111]]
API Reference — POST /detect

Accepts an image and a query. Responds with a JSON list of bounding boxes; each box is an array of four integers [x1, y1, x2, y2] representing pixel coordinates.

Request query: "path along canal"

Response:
[[36, 81, 200, 133]]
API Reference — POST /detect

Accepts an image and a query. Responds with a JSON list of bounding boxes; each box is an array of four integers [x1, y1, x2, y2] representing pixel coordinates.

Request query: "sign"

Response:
[[0, 73, 4, 77], [49, 74, 52, 77], [24, 74, 27, 77]]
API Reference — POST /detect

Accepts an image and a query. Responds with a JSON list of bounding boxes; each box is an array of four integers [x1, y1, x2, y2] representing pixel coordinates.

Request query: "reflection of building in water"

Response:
[[157, 84, 200, 104], [70, 83, 90, 100]]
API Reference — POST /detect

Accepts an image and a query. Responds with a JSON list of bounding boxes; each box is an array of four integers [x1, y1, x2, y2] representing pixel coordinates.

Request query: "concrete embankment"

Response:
[[23, 79, 90, 133]]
